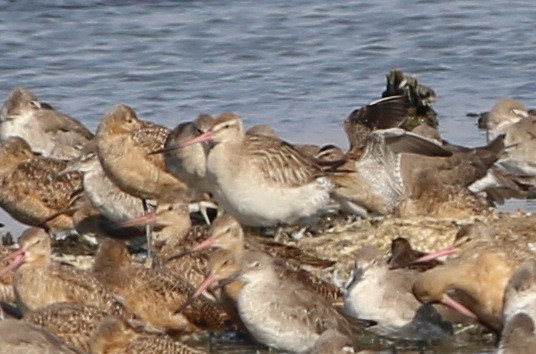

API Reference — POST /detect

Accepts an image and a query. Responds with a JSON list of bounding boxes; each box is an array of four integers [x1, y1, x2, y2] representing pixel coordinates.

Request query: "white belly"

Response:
[[238, 284, 318, 353], [207, 149, 332, 226]]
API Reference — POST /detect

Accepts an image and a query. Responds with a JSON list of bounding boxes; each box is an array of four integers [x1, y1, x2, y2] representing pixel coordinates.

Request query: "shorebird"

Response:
[[118, 197, 209, 286], [92, 237, 229, 333], [307, 329, 355, 354], [497, 259, 536, 354], [486, 98, 536, 181], [333, 127, 499, 218], [177, 214, 342, 304], [343, 94, 412, 154], [0, 316, 82, 354], [411, 223, 533, 331], [96, 104, 187, 200], [23, 302, 110, 352], [497, 313, 536, 354], [164, 112, 334, 227], [0, 137, 84, 233], [89, 315, 206, 354], [194, 250, 363, 353], [0, 87, 93, 160], [58, 140, 145, 224], [163, 114, 214, 195], [381, 69, 438, 129], [409, 123, 528, 204], [0, 245, 15, 303], [0, 228, 122, 314], [387, 237, 442, 271], [344, 244, 451, 340], [95, 104, 189, 259]]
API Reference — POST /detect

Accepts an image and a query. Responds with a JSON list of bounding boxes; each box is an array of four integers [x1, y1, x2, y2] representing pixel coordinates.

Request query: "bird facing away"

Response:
[[0, 87, 93, 160]]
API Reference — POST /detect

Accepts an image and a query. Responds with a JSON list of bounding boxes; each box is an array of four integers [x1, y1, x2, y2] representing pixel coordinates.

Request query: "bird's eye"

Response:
[[167, 205, 173, 211], [251, 261, 260, 268], [224, 124, 231, 129], [222, 260, 229, 266]]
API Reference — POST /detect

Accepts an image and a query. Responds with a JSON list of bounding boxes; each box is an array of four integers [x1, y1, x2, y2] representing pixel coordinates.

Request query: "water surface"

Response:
[[0, 1, 535, 352]]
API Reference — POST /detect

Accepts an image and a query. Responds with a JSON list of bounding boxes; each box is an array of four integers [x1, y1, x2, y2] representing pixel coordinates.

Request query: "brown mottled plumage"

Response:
[[0, 317, 82, 354], [0, 137, 83, 232], [23, 302, 110, 352], [119, 198, 210, 286], [0, 245, 15, 303], [96, 104, 186, 200], [92, 238, 229, 333], [0, 228, 122, 314], [89, 316, 206, 354], [59, 141, 145, 224]]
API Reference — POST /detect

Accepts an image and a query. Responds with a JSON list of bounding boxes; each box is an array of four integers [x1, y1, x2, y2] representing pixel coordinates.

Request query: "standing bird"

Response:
[[164, 112, 334, 227], [0, 87, 93, 160], [95, 104, 186, 200], [95, 104, 188, 258]]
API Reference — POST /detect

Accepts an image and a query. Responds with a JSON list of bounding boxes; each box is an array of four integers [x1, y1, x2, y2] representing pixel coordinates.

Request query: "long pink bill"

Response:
[[117, 213, 157, 228], [149, 131, 214, 155], [192, 273, 218, 299], [177, 273, 218, 314], [441, 294, 478, 319], [0, 248, 26, 278], [411, 246, 458, 264], [167, 237, 216, 261]]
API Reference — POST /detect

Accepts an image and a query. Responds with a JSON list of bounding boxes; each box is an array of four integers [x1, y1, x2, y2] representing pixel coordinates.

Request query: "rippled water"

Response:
[[0, 1, 535, 352]]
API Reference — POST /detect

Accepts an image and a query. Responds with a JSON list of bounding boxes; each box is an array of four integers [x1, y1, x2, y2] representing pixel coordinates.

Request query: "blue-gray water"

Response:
[[0, 1, 534, 352]]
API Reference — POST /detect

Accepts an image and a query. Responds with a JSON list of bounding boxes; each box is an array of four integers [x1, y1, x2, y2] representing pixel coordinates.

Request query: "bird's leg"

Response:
[[142, 199, 154, 267]]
